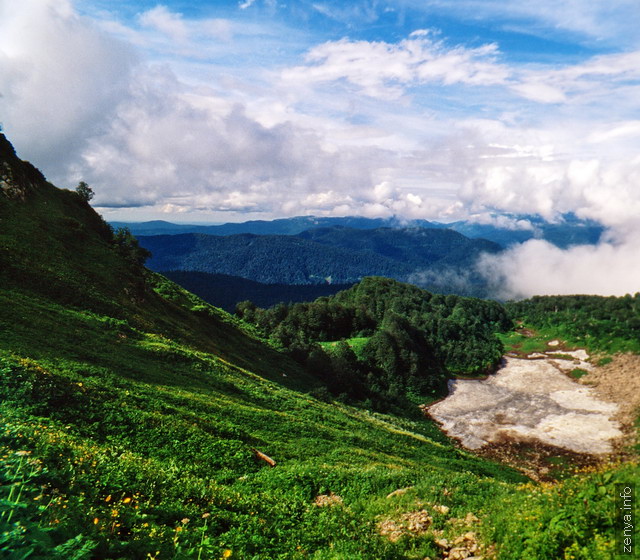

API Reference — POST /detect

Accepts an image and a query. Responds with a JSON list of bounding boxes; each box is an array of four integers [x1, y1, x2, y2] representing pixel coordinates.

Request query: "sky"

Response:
[[1, 0, 640, 296]]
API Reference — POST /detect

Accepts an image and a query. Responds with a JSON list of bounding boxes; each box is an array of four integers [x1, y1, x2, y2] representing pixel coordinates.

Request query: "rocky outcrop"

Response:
[[0, 133, 47, 199]]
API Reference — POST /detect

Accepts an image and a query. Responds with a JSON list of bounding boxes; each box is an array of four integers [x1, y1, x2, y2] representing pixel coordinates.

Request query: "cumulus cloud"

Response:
[[465, 213, 535, 231], [0, 0, 137, 177], [462, 121, 640, 297], [0, 0, 397, 218], [78, 85, 387, 212], [281, 34, 509, 100]]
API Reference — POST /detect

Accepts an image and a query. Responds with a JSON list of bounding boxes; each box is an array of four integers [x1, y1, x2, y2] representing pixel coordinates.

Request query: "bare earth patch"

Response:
[[427, 349, 635, 477], [579, 353, 640, 451], [313, 492, 343, 507]]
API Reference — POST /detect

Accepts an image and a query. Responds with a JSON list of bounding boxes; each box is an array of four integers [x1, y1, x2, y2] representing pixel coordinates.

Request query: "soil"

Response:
[[579, 353, 640, 453]]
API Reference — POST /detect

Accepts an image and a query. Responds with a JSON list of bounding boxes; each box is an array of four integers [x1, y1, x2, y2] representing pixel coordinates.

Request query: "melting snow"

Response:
[[428, 355, 622, 454]]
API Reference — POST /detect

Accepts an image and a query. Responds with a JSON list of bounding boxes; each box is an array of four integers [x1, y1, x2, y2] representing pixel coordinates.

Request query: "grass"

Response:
[[1, 284, 635, 559], [320, 337, 370, 358], [0, 280, 527, 559], [496, 330, 549, 356], [570, 368, 590, 379]]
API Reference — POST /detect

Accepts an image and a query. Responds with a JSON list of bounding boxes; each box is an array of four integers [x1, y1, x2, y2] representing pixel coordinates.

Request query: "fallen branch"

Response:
[[252, 448, 276, 467]]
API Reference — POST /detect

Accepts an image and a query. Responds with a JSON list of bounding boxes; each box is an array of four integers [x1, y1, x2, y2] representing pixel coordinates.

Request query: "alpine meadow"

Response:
[[2, 1, 640, 559]]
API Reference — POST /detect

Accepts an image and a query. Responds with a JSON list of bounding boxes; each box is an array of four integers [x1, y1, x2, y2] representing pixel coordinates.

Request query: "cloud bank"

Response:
[[478, 239, 640, 299]]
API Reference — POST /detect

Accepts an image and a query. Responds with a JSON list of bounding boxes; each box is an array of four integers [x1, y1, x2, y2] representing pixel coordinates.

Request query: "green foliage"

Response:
[[240, 277, 510, 406], [0, 133, 637, 560], [569, 368, 589, 379], [75, 181, 94, 203], [112, 227, 152, 266], [0, 335, 527, 560], [138, 226, 500, 294], [485, 465, 637, 559], [162, 270, 351, 312], [140, 232, 413, 285], [497, 330, 550, 355], [506, 294, 640, 354]]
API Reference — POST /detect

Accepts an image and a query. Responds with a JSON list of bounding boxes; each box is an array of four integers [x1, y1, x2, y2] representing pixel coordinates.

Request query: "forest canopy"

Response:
[[237, 277, 511, 407]]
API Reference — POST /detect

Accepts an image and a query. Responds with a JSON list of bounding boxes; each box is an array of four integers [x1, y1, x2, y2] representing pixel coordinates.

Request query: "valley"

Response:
[[0, 132, 637, 559]]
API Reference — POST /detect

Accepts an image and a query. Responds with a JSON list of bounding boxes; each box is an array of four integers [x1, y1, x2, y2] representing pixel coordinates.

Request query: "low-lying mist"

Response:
[[477, 237, 640, 299]]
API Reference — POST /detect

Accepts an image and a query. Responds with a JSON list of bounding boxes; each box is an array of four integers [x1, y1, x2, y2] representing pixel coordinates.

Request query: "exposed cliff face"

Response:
[[0, 133, 47, 200]]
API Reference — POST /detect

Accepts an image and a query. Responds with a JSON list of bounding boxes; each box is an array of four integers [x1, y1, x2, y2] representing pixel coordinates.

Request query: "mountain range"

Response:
[[117, 213, 605, 308], [112, 213, 605, 249]]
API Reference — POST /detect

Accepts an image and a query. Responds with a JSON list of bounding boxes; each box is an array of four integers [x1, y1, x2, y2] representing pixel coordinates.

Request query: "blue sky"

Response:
[[2, 0, 640, 295], [2, 0, 639, 221]]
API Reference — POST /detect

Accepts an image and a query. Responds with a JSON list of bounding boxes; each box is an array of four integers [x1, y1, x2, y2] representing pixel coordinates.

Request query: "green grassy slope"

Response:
[[0, 133, 635, 560], [506, 294, 640, 355]]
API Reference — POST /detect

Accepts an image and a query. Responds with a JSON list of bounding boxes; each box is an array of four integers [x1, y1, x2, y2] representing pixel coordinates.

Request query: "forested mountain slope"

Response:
[[237, 277, 510, 407], [297, 226, 500, 267], [139, 227, 500, 290], [140, 232, 415, 284], [162, 270, 352, 312]]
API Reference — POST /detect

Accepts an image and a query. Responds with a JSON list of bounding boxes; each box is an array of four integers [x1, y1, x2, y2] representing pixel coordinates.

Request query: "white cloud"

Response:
[[478, 239, 640, 299], [466, 214, 535, 231], [510, 81, 566, 104], [281, 34, 509, 100], [510, 50, 640, 109], [75, 69, 397, 216], [138, 5, 192, 43], [399, 0, 640, 48], [462, 122, 640, 297], [0, 0, 137, 177], [3, 0, 640, 288], [0, 0, 393, 218], [457, 119, 640, 228]]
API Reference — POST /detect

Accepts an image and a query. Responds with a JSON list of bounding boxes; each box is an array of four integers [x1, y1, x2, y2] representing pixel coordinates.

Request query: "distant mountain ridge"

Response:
[[112, 213, 606, 249], [446, 213, 605, 249], [110, 216, 434, 237]]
